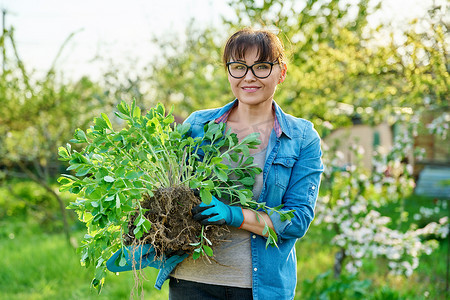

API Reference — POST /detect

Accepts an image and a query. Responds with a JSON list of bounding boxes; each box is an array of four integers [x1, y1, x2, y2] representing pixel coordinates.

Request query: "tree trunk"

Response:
[[333, 248, 346, 278], [17, 161, 71, 245]]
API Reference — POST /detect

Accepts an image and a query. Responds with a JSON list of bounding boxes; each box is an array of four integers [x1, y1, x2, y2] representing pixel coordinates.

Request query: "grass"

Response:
[[2, 220, 447, 300], [0, 182, 448, 299], [0, 228, 169, 300]]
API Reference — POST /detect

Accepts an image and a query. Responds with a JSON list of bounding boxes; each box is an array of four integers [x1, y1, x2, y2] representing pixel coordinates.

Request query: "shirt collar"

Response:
[[214, 99, 283, 138]]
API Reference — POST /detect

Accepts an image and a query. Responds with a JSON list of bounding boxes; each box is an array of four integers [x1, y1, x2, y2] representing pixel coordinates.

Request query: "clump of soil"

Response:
[[124, 186, 228, 258]]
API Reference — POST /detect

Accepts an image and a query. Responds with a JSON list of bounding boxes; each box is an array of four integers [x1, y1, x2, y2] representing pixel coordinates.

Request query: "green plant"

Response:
[[300, 271, 372, 300], [370, 286, 407, 300], [58, 100, 292, 289]]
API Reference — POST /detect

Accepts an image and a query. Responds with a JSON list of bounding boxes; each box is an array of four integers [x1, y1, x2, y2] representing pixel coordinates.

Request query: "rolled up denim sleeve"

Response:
[[269, 124, 324, 240], [182, 111, 198, 126]]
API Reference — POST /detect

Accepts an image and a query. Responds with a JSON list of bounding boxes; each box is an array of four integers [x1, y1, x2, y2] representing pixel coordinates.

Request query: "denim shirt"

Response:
[[155, 99, 324, 299]]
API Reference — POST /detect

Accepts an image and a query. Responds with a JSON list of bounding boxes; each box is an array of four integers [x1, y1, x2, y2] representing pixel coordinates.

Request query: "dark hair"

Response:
[[222, 28, 286, 67]]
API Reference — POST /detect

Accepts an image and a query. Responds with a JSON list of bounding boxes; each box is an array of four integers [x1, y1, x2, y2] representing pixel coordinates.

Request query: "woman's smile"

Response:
[[241, 85, 261, 92]]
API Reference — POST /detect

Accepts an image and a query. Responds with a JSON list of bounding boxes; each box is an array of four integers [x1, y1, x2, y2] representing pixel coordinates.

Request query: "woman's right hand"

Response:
[[106, 244, 187, 273]]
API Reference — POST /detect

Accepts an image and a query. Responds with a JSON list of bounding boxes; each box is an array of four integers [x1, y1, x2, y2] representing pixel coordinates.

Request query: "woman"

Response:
[[107, 28, 323, 300], [170, 28, 323, 299]]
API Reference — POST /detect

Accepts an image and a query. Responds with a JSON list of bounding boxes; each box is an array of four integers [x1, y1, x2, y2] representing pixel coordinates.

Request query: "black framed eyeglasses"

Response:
[[226, 61, 279, 79]]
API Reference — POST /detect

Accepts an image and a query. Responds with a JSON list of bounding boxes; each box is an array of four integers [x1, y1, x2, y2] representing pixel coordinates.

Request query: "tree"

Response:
[[224, 0, 448, 134], [147, 23, 231, 118], [0, 26, 111, 243]]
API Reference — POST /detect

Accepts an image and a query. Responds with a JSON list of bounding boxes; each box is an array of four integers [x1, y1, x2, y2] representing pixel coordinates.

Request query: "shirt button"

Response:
[[252, 235, 256, 239], [254, 268, 258, 272], [312, 185, 316, 190]]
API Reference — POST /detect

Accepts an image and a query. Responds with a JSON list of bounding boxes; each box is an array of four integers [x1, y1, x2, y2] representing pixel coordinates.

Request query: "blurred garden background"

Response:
[[0, 0, 449, 299]]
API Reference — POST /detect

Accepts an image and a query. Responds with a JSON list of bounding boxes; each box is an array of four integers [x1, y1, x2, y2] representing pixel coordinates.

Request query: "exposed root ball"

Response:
[[124, 186, 228, 258]]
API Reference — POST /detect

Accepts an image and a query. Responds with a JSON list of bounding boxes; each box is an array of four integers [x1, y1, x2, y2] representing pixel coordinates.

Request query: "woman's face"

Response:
[[227, 47, 286, 108]]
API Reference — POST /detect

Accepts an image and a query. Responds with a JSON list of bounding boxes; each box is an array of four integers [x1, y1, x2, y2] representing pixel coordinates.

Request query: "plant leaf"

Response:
[[176, 123, 191, 136], [230, 152, 240, 162], [211, 157, 223, 164], [215, 168, 228, 182], [118, 253, 127, 267], [237, 190, 248, 205], [114, 111, 129, 120], [101, 113, 113, 131], [203, 245, 214, 257], [200, 189, 212, 205], [115, 195, 121, 208], [240, 177, 255, 186], [117, 100, 130, 115], [76, 166, 91, 177], [75, 129, 88, 142], [125, 171, 139, 180], [192, 249, 201, 260], [133, 105, 141, 118], [262, 225, 268, 236], [104, 176, 115, 182], [58, 146, 69, 158], [201, 180, 214, 189]]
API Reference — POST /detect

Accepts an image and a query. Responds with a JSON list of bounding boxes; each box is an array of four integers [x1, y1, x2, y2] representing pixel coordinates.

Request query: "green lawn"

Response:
[[0, 192, 448, 299], [2, 225, 447, 299], [0, 230, 169, 300]]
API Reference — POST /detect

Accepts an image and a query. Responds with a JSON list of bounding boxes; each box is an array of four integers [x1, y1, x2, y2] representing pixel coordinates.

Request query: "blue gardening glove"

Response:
[[191, 195, 244, 227], [106, 244, 188, 273]]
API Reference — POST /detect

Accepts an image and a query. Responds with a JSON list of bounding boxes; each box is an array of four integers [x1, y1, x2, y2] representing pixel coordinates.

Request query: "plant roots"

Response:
[[125, 186, 228, 258]]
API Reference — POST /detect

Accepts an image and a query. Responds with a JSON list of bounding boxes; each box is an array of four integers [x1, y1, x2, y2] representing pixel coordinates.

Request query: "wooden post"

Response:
[[2, 9, 6, 72], [446, 198, 449, 296]]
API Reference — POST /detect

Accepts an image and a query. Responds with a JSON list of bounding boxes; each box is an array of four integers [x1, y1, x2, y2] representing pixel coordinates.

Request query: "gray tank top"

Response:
[[171, 147, 267, 288]]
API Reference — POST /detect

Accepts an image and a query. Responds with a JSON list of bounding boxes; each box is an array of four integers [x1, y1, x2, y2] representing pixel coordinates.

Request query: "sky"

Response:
[[0, 0, 445, 81]]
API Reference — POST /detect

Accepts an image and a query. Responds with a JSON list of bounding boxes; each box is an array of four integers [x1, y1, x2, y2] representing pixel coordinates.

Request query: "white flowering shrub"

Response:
[[426, 112, 449, 140], [316, 121, 449, 277], [414, 201, 448, 221]]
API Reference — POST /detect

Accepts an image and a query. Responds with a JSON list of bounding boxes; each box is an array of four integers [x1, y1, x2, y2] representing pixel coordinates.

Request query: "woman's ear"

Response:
[[278, 63, 287, 84]]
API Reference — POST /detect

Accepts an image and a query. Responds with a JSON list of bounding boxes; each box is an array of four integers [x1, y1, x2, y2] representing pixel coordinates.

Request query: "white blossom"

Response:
[[315, 127, 446, 279], [345, 262, 358, 274]]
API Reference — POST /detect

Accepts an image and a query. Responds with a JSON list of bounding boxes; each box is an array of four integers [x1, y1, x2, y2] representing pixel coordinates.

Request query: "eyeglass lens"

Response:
[[228, 62, 273, 78]]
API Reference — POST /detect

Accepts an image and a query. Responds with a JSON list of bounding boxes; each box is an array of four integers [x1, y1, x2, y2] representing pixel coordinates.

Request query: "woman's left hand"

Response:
[[191, 195, 244, 228]]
